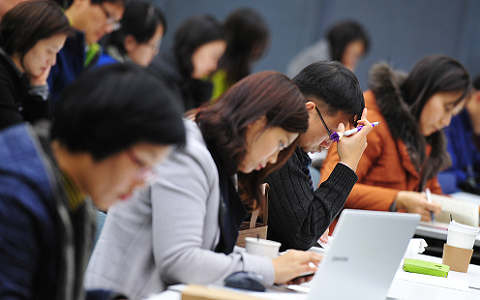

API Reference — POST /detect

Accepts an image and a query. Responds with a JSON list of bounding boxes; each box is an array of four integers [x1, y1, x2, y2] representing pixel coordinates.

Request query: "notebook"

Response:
[[304, 209, 420, 300]]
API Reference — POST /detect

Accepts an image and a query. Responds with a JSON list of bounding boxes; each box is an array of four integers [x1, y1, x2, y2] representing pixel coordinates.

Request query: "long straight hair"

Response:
[[173, 14, 225, 77], [218, 8, 270, 86], [401, 54, 470, 189], [196, 71, 308, 209]]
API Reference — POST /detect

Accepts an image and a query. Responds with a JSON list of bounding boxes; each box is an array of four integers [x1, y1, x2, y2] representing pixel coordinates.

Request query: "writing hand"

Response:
[[272, 250, 322, 284]]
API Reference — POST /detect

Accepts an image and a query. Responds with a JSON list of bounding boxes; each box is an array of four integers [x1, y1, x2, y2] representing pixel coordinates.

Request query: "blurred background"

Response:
[[152, 0, 480, 89]]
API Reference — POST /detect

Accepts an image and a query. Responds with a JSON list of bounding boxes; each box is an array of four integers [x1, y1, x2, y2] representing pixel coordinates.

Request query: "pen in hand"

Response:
[[330, 122, 380, 142], [425, 188, 436, 224]]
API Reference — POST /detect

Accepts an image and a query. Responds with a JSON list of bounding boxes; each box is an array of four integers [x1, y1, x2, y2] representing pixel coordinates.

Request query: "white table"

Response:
[[147, 253, 480, 300]]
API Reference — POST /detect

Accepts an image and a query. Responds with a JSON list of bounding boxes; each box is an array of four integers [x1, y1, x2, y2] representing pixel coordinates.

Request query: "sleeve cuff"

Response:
[[322, 163, 358, 191], [28, 84, 50, 101]]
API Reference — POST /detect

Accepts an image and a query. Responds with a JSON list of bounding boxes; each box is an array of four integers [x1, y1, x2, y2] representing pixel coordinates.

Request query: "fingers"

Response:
[[319, 234, 328, 244], [336, 122, 345, 134], [319, 228, 329, 244], [356, 108, 369, 126], [273, 250, 322, 284]]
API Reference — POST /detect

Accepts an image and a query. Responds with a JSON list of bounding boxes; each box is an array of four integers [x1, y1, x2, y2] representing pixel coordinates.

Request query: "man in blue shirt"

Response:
[[47, 0, 126, 104]]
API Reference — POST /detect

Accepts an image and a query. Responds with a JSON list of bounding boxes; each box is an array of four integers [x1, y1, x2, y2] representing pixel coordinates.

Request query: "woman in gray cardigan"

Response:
[[85, 71, 322, 299]]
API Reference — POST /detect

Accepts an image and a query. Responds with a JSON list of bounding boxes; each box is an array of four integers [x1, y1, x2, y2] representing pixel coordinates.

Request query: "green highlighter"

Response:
[[403, 258, 450, 278]]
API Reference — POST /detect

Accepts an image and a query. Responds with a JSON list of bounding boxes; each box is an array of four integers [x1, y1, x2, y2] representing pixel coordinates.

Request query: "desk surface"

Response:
[[148, 253, 480, 300]]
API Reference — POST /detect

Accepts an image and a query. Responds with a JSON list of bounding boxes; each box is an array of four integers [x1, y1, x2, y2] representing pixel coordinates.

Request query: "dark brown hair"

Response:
[[218, 7, 270, 86], [196, 71, 309, 210], [0, 0, 72, 67], [401, 54, 470, 190]]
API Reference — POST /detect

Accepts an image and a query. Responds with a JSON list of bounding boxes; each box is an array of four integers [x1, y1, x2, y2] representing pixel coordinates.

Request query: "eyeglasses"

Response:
[[315, 107, 332, 142], [126, 149, 157, 183], [98, 4, 122, 31]]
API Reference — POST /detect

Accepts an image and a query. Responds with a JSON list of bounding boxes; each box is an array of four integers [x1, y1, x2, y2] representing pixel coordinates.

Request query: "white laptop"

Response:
[[305, 209, 420, 300]]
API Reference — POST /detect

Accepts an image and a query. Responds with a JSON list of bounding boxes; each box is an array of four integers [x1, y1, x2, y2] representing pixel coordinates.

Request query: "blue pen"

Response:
[[330, 122, 380, 142], [425, 188, 436, 224]]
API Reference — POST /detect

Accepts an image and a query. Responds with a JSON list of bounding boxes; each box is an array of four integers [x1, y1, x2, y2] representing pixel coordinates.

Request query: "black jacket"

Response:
[[265, 146, 358, 251]]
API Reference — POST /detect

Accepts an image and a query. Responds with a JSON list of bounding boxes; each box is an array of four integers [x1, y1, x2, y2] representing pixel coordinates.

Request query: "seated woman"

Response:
[[320, 54, 470, 231], [96, 0, 166, 67], [85, 71, 322, 299], [210, 7, 270, 100], [0, 0, 71, 131], [148, 14, 226, 112]]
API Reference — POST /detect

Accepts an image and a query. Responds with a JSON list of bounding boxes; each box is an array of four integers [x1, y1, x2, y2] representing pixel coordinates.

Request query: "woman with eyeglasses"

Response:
[[148, 14, 226, 113], [321, 54, 470, 231], [85, 71, 323, 300], [0, 0, 71, 131], [97, 0, 166, 67]]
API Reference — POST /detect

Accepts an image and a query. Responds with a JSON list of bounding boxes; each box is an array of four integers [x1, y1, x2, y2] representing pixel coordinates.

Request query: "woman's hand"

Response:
[[395, 191, 442, 221], [319, 228, 329, 244], [272, 250, 322, 284], [337, 108, 373, 172], [29, 65, 51, 86]]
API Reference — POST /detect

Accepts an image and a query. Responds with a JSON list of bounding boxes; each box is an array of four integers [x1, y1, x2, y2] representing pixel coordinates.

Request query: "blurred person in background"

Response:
[[0, 0, 71, 131], [286, 20, 370, 78], [210, 7, 270, 100], [148, 14, 226, 113], [0, 0, 29, 19], [47, 0, 126, 105], [97, 0, 166, 67], [439, 75, 480, 195]]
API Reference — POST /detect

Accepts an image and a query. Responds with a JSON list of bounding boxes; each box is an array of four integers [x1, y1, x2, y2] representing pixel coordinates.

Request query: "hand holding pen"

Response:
[[335, 108, 374, 172], [330, 122, 380, 142], [425, 188, 436, 224]]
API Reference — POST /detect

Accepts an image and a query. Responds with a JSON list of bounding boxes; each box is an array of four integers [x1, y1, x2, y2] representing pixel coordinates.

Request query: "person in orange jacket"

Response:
[[321, 54, 470, 231]]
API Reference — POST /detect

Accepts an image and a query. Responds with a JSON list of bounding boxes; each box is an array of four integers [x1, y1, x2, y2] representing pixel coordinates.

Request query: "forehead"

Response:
[[430, 90, 464, 104]]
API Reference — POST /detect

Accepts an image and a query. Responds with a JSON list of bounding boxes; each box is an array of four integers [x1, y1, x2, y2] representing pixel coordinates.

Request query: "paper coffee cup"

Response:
[[446, 221, 479, 250], [442, 244, 474, 273], [245, 237, 281, 259]]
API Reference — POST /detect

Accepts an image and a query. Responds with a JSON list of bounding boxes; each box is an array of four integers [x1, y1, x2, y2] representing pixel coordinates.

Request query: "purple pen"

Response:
[[330, 122, 380, 142]]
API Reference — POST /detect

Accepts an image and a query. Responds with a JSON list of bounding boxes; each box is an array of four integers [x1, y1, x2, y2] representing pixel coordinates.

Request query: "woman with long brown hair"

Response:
[[85, 71, 321, 299]]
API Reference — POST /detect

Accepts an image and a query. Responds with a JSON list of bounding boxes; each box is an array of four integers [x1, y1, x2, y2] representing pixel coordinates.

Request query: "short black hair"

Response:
[[174, 14, 225, 77], [106, 0, 166, 55], [327, 20, 370, 62], [0, 0, 72, 65], [52, 63, 186, 161], [292, 60, 365, 126]]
